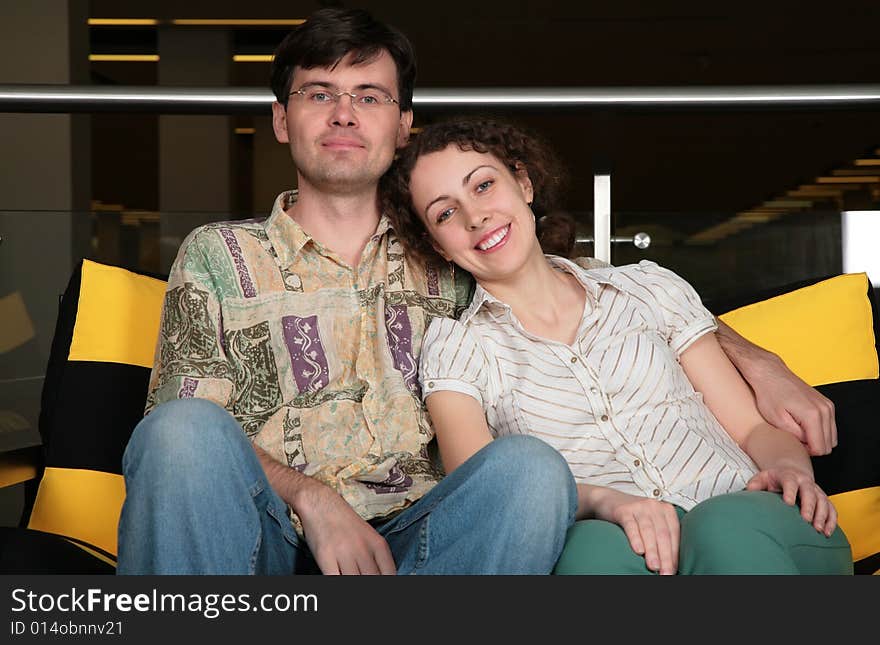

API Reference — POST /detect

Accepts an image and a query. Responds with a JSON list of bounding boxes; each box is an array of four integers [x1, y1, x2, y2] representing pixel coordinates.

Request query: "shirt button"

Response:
[[570, 356, 578, 364], [652, 489, 661, 497], [427, 381, 435, 388], [600, 414, 609, 422], [633, 459, 641, 467], [590, 387, 599, 394]]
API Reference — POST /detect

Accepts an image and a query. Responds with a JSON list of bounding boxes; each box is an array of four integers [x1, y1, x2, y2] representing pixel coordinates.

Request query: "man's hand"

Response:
[[294, 478, 397, 575], [254, 444, 396, 575], [714, 320, 837, 456], [749, 356, 837, 456]]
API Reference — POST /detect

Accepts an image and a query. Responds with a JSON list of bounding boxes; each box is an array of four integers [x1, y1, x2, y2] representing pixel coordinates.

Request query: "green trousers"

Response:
[[554, 491, 853, 574]]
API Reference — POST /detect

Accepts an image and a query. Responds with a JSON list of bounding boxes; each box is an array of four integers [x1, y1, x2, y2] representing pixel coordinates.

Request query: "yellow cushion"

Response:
[[718, 273, 879, 387], [27, 467, 127, 557], [68, 259, 167, 368], [828, 486, 880, 566]]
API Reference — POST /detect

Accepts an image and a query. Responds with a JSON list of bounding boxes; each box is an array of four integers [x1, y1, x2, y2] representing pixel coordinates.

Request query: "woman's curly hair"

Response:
[[381, 118, 567, 267]]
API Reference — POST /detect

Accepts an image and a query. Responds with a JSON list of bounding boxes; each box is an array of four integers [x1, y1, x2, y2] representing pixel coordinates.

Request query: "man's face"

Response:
[[272, 49, 413, 195]]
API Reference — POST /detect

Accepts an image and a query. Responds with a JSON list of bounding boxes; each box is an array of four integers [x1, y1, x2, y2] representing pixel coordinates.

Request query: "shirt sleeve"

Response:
[[634, 260, 718, 357], [144, 228, 235, 415], [419, 317, 488, 406]]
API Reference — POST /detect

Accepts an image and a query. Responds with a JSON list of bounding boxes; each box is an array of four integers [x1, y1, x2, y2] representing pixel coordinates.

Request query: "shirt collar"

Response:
[[459, 255, 607, 324], [263, 190, 392, 269]]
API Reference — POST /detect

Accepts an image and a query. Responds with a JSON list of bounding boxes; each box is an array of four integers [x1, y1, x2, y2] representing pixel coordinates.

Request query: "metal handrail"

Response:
[[2, 83, 880, 113]]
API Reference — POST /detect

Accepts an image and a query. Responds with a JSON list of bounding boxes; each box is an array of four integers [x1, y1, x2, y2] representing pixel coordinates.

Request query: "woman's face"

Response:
[[408, 144, 538, 281]]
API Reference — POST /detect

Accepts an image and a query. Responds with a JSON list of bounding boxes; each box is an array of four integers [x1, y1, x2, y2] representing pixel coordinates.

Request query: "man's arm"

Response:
[[715, 318, 836, 456], [253, 446, 396, 575], [153, 230, 395, 575]]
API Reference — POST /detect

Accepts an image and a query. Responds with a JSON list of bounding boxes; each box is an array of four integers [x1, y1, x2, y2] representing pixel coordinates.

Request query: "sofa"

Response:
[[0, 258, 877, 574]]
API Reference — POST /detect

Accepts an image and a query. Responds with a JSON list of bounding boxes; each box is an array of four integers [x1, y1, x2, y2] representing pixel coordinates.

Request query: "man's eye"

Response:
[[310, 91, 332, 102], [358, 94, 380, 105]]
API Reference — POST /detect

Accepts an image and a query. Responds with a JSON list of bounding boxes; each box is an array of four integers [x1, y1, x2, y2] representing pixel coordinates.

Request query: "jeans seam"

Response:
[[414, 514, 430, 571]]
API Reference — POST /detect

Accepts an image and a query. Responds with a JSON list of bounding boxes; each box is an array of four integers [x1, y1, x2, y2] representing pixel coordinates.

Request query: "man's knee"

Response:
[[469, 435, 577, 530], [481, 435, 575, 498], [124, 398, 245, 474]]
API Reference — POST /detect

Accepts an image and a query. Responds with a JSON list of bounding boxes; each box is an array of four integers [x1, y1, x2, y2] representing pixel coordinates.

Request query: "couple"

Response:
[[117, 7, 851, 575]]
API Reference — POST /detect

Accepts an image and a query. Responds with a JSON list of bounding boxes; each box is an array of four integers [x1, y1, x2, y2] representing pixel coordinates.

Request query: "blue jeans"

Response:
[[117, 398, 578, 574]]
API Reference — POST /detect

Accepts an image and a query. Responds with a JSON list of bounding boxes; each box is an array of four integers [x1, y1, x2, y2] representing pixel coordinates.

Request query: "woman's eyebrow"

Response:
[[422, 164, 498, 214], [463, 165, 496, 185]]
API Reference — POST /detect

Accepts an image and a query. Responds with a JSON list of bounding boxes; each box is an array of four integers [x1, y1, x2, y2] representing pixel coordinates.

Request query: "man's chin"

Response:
[[303, 163, 391, 193]]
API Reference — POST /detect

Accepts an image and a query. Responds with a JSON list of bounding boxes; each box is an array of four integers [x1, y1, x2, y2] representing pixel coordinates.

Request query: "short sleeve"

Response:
[[634, 260, 718, 357], [419, 317, 489, 406], [144, 228, 235, 415]]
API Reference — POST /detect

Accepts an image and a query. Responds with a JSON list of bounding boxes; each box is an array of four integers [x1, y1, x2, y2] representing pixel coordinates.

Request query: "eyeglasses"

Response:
[[288, 86, 400, 111]]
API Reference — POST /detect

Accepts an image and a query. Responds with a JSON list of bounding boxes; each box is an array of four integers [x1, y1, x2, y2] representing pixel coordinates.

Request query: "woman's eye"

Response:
[[436, 208, 454, 223], [476, 179, 494, 192]]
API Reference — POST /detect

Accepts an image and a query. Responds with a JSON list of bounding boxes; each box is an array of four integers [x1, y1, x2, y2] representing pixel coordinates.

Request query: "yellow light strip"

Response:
[[761, 199, 812, 208], [786, 190, 840, 199], [832, 169, 880, 177], [172, 19, 304, 26], [88, 18, 158, 26], [854, 159, 880, 166], [816, 176, 880, 183], [89, 54, 159, 62], [233, 55, 273, 62], [234, 127, 256, 135]]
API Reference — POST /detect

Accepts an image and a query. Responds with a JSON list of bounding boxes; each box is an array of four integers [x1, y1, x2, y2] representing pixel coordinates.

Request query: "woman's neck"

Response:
[[479, 251, 587, 345]]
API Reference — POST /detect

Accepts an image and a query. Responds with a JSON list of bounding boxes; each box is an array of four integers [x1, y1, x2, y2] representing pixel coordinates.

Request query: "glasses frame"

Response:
[[288, 86, 400, 110]]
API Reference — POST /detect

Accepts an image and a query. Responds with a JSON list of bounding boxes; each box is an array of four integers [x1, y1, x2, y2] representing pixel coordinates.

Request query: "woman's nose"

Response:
[[465, 208, 490, 231]]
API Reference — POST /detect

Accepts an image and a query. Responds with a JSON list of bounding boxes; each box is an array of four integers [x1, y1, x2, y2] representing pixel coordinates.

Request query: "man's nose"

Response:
[[330, 93, 358, 126]]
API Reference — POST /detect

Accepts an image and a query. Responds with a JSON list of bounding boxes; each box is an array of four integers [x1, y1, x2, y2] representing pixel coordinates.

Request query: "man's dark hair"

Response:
[[270, 7, 416, 111]]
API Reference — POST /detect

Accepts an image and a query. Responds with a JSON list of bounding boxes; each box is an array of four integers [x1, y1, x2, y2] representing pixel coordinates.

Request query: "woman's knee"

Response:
[[554, 520, 649, 574]]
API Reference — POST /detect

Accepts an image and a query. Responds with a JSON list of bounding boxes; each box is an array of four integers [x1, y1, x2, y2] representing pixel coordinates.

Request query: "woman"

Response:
[[385, 118, 852, 574]]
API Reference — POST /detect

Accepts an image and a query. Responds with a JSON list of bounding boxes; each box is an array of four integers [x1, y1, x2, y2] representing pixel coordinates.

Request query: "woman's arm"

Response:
[[428, 391, 682, 573], [679, 333, 837, 535], [425, 391, 494, 473]]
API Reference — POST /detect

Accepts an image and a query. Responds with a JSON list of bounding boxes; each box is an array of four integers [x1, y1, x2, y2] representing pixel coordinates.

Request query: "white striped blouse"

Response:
[[420, 258, 758, 511]]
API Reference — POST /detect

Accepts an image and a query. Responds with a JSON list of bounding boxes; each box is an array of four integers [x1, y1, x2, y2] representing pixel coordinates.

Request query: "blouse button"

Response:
[[427, 381, 435, 388], [590, 387, 599, 394], [633, 459, 641, 467], [570, 356, 578, 364], [600, 414, 609, 422], [652, 489, 661, 497]]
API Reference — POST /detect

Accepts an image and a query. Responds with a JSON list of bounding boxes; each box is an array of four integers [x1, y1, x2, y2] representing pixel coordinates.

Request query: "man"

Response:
[[117, 7, 577, 575], [117, 7, 835, 575]]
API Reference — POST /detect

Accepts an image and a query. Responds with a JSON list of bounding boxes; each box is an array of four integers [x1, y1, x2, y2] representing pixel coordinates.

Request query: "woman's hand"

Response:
[[746, 468, 838, 536], [591, 487, 680, 575]]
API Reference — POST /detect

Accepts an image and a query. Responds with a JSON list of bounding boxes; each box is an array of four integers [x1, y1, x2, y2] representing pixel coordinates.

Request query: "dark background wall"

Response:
[[84, 0, 880, 298]]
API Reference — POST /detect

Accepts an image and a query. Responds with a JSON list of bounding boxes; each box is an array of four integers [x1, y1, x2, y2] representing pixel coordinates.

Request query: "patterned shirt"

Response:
[[420, 257, 759, 511], [146, 191, 471, 526]]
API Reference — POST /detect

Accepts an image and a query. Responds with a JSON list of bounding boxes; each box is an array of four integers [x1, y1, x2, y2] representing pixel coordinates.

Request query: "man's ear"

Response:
[[397, 110, 414, 148], [272, 101, 290, 144], [514, 162, 534, 204]]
